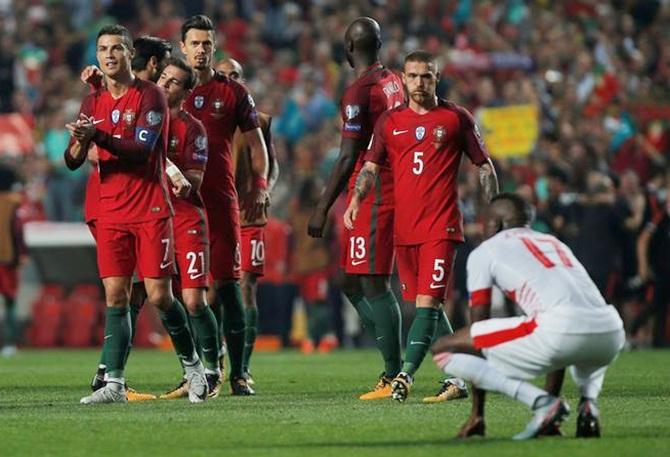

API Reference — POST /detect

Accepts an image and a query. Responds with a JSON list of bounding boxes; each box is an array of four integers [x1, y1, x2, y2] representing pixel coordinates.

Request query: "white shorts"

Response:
[[471, 316, 624, 381]]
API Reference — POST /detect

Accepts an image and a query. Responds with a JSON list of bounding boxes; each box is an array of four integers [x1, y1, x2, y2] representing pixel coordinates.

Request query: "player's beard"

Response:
[[410, 91, 430, 105]]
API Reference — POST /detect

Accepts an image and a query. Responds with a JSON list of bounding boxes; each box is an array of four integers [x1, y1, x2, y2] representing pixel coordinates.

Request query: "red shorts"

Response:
[[340, 202, 394, 275], [297, 270, 329, 302], [206, 205, 241, 281], [173, 208, 210, 289], [395, 239, 457, 301], [96, 218, 175, 279], [0, 265, 18, 299], [240, 225, 265, 276]]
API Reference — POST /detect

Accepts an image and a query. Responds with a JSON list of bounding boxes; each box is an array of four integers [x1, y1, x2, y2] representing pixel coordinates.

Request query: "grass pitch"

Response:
[[1, 349, 668, 456]]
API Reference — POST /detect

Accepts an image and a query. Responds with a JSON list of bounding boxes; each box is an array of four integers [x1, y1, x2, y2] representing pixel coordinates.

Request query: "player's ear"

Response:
[[148, 56, 157, 70]]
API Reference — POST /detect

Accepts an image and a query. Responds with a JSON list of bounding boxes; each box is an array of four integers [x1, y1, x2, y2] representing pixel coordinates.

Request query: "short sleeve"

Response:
[[340, 85, 368, 139], [135, 84, 168, 150], [466, 245, 494, 307], [455, 105, 490, 166], [183, 117, 208, 172], [233, 80, 260, 133]]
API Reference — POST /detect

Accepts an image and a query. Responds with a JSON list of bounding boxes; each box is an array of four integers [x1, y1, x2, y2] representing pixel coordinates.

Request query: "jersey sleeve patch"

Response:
[[135, 127, 159, 147]]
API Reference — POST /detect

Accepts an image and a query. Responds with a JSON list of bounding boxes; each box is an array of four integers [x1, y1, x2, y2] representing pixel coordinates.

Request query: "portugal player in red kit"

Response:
[[180, 15, 269, 395], [345, 51, 498, 402], [65, 26, 207, 404], [307, 17, 406, 400], [157, 58, 222, 397]]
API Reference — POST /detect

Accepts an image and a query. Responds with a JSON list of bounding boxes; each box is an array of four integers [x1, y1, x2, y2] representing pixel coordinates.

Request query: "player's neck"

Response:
[[169, 104, 182, 118], [106, 72, 135, 99], [195, 67, 214, 86], [408, 95, 438, 115], [353, 57, 380, 77]]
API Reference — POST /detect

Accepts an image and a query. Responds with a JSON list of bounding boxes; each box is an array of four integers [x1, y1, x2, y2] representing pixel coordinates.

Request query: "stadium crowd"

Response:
[[1, 0, 669, 349]]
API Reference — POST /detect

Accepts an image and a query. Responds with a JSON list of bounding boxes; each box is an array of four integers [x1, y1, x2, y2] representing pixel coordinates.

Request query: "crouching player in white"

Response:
[[432, 193, 624, 440]]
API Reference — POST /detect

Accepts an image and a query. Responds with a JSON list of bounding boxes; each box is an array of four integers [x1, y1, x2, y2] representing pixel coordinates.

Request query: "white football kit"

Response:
[[466, 227, 624, 390]]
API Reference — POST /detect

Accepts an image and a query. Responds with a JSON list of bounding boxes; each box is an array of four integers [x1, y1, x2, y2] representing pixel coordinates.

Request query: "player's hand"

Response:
[[638, 263, 654, 283], [308, 207, 328, 238], [242, 187, 269, 221], [171, 176, 192, 199], [66, 114, 95, 144], [80, 65, 103, 90], [343, 199, 360, 230]]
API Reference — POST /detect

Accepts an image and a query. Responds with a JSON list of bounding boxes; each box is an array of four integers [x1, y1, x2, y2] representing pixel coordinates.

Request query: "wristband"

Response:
[[166, 163, 182, 180], [253, 175, 268, 190]]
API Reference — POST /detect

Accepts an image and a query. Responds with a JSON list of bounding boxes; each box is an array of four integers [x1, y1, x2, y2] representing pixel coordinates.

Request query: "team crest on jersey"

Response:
[[345, 104, 360, 120], [123, 109, 135, 126], [146, 111, 162, 126], [415, 126, 425, 141], [194, 95, 205, 109], [111, 109, 120, 124], [210, 99, 224, 119], [432, 125, 447, 145]]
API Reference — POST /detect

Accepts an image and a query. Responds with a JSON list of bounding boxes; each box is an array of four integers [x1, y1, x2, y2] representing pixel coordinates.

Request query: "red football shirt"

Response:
[[78, 78, 171, 223], [341, 63, 405, 206], [167, 109, 208, 213], [365, 100, 490, 245], [185, 73, 260, 209]]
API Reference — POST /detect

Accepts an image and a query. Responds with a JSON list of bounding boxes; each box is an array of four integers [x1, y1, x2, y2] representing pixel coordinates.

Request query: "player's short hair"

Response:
[[165, 57, 197, 91], [491, 192, 534, 226], [403, 50, 436, 69], [96, 25, 133, 51], [181, 15, 215, 42], [131, 36, 172, 72]]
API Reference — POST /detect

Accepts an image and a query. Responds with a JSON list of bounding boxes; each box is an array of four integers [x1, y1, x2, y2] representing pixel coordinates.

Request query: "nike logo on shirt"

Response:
[[351, 259, 367, 266], [160, 261, 173, 269], [429, 283, 446, 289], [392, 129, 408, 136]]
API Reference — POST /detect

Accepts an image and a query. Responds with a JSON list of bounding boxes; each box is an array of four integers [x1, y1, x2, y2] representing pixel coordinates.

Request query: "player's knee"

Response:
[[416, 294, 442, 309], [341, 274, 363, 299], [105, 289, 130, 308], [183, 297, 206, 315], [360, 275, 390, 297], [145, 289, 174, 311]]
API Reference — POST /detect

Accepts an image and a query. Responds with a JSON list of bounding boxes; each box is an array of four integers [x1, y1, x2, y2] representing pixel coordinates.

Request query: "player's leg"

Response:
[[146, 277, 207, 403], [239, 225, 265, 384], [0, 265, 19, 356], [568, 328, 625, 437], [209, 206, 251, 395], [241, 270, 259, 381], [181, 287, 221, 397]]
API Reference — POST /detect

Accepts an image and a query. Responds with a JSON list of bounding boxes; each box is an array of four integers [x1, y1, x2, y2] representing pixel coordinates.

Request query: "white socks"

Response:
[[435, 352, 547, 408]]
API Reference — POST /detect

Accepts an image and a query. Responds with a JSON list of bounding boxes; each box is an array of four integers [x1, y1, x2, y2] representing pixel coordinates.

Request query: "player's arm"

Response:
[[265, 121, 280, 192], [343, 160, 380, 230], [457, 106, 499, 202], [64, 97, 95, 170], [165, 158, 192, 198], [81, 86, 167, 163], [232, 80, 269, 221], [80, 65, 103, 91], [308, 136, 369, 237], [343, 114, 389, 230]]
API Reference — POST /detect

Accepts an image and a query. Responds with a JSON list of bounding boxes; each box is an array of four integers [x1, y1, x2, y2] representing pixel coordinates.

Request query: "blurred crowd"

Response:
[[1, 0, 670, 347]]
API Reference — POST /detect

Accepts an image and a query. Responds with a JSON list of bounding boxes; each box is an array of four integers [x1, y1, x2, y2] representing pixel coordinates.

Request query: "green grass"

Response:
[[1, 349, 668, 456]]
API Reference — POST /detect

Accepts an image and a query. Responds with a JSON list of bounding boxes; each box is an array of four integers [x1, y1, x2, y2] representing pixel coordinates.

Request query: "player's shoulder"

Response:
[[437, 99, 474, 119], [179, 109, 206, 132], [384, 103, 410, 120], [135, 78, 161, 95], [212, 71, 249, 94]]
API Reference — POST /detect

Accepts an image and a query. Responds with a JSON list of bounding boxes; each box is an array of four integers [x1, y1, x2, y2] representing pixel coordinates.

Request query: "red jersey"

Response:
[[185, 73, 260, 209], [167, 109, 208, 213], [341, 63, 404, 206], [84, 166, 99, 223], [365, 100, 490, 245], [78, 78, 171, 223]]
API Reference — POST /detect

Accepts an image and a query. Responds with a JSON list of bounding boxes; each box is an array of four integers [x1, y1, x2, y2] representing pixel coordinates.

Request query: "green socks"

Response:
[[347, 292, 376, 337], [242, 306, 258, 374], [159, 299, 197, 365], [4, 297, 17, 346], [368, 291, 403, 377], [188, 305, 220, 371], [435, 308, 454, 338], [217, 282, 246, 379], [402, 307, 439, 376], [307, 301, 332, 344], [103, 306, 131, 379]]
